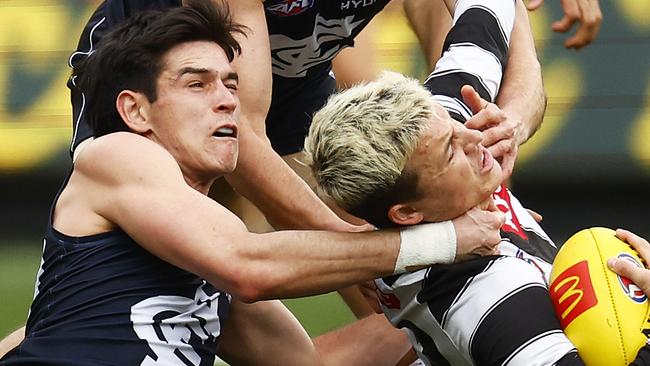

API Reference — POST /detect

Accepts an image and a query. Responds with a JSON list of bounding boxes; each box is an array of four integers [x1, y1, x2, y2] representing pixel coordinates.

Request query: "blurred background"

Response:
[[1, 0, 649, 346]]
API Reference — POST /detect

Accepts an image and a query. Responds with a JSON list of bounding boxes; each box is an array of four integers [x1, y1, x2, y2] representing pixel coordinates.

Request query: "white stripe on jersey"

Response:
[[448, 258, 548, 357], [432, 94, 473, 121], [428, 43, 504, 101], [425, 0, 515, 107], [503, 331, 577, 366], [453, 1, 515, 45]]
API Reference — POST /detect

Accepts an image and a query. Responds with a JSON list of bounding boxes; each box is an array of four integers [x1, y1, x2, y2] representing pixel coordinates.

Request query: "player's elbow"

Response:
[[212, 249, 285, 303], [225, 271, 284, 304], [207, 261, 265, 303]]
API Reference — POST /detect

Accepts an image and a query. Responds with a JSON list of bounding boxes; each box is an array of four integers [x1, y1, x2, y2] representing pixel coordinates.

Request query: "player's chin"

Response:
[[211, 151, 238, 174]]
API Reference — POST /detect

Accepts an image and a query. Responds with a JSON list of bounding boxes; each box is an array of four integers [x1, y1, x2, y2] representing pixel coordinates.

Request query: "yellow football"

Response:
[[549, 227, 650, 365]]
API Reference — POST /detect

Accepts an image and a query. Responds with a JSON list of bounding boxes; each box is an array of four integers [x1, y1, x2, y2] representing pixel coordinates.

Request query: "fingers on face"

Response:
[[466, 104, 506, 130], [497, 152, 516, 181], [482, 123, 515, 148], [487, 140, 515, 161]]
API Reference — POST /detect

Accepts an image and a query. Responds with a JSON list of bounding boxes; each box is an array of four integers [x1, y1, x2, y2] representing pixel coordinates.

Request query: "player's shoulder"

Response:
[[75, 132, 182, 184]]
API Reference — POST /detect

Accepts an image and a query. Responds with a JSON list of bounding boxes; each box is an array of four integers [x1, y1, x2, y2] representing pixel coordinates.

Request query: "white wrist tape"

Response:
[[395, 221, 457, 274]]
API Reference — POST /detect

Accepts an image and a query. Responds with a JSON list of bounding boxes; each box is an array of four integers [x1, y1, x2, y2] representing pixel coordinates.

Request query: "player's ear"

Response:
[[388, 204, 424, 226], [116, 90, 152, 133]]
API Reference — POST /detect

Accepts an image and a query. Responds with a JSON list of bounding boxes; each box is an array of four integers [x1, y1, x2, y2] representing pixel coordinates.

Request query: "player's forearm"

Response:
[[403, 0, 452, 71], [223, 229, 402, 302], [496, 0, 546, 145], [0, 326, 25, 358], [313, 314, 412, 366], [220, 0, 355, 232], [222, 220, 462, 302]]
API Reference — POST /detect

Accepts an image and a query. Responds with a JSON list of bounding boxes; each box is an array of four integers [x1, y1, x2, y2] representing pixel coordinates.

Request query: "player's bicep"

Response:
[[112, 181, 249, 292], [78, 134, 249, 291]]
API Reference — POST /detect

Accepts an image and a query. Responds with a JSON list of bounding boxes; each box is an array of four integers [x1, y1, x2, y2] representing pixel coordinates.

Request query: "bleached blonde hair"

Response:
[[304, 71, 436, 227]]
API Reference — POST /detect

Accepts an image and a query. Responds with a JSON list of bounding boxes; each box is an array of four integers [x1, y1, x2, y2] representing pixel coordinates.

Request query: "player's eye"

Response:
[[188, 81, 204, 89]]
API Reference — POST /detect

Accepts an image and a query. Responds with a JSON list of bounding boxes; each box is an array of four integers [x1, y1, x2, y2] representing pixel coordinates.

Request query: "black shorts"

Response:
[[266, 64, 336, 155]]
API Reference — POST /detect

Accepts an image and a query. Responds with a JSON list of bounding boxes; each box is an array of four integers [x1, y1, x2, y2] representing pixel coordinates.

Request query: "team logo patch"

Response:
[[550, 260, 598, 329], [266, 0, 315, 16], [616, 253, 647, 303]]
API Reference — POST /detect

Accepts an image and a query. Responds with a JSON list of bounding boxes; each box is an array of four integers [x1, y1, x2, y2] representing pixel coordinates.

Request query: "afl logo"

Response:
[[266, 0, 315, 16], [616, 253, 647, 303]]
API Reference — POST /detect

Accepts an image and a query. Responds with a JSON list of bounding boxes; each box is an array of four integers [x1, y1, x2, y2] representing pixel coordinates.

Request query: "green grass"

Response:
[[0, 238, 356, 341], [0, 240, 42, 337]]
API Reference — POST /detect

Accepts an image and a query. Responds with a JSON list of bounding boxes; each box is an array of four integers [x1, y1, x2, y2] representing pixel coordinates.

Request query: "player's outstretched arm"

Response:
[[526, 0, 602, 49], [76, 134, 503, 303], [403, 0, 452, 72]]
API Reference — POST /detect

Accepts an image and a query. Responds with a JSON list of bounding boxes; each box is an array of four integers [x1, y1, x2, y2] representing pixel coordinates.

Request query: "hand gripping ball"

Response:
[[549, 227, 650, 365]]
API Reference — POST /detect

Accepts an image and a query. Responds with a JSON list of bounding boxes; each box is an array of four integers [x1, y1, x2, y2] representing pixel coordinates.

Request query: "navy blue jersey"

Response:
[[1, 174, 230, 365], [69, 0, 391, 156], [264, 0, 391, 154]]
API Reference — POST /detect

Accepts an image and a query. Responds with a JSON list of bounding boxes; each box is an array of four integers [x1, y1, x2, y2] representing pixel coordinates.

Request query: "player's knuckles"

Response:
[[466, 117, 486, 129], [494, 212, 506, 227], [486, 106, 505, 121], [489, 141, 512, 157], [564, 5, 581, 21], [584, 13, 602, 27], [502, 124, 515, 138]]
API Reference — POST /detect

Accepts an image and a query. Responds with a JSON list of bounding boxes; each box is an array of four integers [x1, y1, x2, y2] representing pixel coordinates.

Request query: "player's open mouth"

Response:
[[213, 125, 237, 138], [480, 146, 493, 173]]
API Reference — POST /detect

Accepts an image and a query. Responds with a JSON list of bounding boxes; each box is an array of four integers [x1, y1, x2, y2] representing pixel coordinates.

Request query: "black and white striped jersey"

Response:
[[378, 0, 650, 364], [424, 0, 514, 123], [376, 185, 578, 366], [376, 1, 581, 365]]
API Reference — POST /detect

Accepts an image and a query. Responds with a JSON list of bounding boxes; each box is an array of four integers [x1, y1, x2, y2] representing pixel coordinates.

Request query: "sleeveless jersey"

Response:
[[0, 173, 230, 365]]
